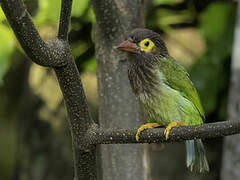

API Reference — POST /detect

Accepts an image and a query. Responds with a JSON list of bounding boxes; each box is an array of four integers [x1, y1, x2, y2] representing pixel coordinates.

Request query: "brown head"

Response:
[[116, 28, 168, 58], [116, 29, 167, 95]]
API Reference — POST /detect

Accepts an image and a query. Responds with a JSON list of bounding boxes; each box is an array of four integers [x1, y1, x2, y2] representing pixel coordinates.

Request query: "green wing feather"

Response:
[[158, 57, 205, 120]]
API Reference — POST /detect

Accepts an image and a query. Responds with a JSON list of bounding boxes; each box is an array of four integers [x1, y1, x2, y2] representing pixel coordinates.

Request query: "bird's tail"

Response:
[[186, 139, 209, 173]]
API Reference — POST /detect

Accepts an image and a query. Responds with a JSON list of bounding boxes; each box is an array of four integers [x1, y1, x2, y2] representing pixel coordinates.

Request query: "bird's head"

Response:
[[116, 28, 168, 57]]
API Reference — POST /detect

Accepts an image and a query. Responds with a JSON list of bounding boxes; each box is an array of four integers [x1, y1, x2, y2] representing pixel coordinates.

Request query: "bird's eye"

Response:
[[144, 41, 149, 47], [139, 38, 155, 53]]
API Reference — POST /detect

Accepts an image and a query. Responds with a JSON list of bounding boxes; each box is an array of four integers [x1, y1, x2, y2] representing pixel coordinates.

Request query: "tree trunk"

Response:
[[91, 0, 150, 179], [221, 2, 240, 180]]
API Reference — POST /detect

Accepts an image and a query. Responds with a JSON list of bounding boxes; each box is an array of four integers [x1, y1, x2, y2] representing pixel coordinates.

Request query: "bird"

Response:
[[116, 28, 209, 173]]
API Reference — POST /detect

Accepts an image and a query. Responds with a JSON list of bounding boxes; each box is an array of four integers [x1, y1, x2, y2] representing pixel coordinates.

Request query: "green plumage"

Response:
[[145, 57, 205, 126], [158, 57, 205, 120], [117, 28, 209, 173]]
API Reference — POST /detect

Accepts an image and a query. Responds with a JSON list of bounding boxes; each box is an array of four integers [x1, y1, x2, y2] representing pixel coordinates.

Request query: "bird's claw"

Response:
[[135, 123, 161, 141], [136, 134, 140, 141], [164, 122, 185, 140], [164, 127, 171, 140]]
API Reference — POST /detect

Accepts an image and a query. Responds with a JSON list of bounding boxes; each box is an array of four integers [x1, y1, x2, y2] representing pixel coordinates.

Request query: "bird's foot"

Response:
[[136, 123, 161, 141], [164, 122, 185, 140]]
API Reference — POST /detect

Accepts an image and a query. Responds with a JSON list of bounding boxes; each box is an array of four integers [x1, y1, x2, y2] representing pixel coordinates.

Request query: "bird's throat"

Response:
[[128, 57, 160, 97]]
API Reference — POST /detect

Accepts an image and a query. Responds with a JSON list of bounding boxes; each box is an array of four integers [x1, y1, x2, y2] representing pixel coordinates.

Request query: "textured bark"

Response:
[[91, 0, 148, 179], [221, 2, 240, 180], [86, 120, 240, 144], [3, 0, 240, 179], [1, 0, 97, 179], [1, 2, 73, 179], [1, 0, 66, 67], [54, 59, 97, 180]]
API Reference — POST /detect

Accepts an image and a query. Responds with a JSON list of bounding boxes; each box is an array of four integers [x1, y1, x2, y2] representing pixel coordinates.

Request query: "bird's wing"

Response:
[[158, 57, 205, 120]]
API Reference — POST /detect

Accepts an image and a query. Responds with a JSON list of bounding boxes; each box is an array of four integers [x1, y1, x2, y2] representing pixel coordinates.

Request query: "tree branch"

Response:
[[86, 120, 240, 144], [54, 61, 97, 180], [1, 0, 67, 67], [1, 0, 97, 179], [3, 1, 240, 180], [58, 0, 72, 40]]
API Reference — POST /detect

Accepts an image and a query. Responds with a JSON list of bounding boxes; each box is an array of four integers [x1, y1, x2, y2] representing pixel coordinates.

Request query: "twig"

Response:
[[1, 0, 97, 179], [86, 120, 240, 144], [1, 0, 66, 67], [2, 1, 240, 180], [58, 0, 72, 40]]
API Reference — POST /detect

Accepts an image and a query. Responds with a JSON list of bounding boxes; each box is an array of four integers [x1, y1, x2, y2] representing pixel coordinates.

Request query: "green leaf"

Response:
[[34, 0, 61, 26], [0, 7, 6, 22], [150, 9, 194, 29], [71, 41, 89, 58], [85, 8, 96, 24], [190, 2, 235, 118], [82, 57, 96, 72], [199, 2, 233, 44], [0, 25, 15, 85], [72, 0, 89, 17], [153, 0, 183, 5]]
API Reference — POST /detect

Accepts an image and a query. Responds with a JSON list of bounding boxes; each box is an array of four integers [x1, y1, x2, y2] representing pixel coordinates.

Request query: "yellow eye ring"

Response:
[[139, 38, 155, 52]]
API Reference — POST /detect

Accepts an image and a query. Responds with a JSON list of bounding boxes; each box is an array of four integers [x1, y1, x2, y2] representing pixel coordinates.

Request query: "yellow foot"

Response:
[[164, 122, 185, 140], [136, 123, 161, 141]]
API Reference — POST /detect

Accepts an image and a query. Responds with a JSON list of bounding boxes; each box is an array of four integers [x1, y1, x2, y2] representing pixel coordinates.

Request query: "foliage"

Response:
[[146, 0, 235, 120], [0, 8, 15, 85], [0, 0, 237, 179], [153, 0, 184, 5], [0, 0, 95, 86], [191, 2, 235, 119]]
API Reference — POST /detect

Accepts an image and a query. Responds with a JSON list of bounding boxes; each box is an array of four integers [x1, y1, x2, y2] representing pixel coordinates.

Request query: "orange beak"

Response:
[[116, 40, 139, 53]]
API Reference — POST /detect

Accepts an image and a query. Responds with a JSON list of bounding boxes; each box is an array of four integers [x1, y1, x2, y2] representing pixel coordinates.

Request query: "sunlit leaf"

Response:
[[82, 57, 96, 72], [85, 8, 96, 23], [34, 0, 60, 26], [71, 41, 89, 58], [155, 9, 194, 28], [72, 0, 89, 17], [153, 0, 183, 5], [0, 7, 6, 22]]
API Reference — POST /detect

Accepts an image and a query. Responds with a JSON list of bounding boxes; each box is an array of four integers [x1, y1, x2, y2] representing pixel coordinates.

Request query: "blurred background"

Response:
[[0, 0, 236, 179]]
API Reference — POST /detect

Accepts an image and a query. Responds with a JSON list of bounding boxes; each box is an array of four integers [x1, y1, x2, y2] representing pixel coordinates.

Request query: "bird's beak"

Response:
[[116, 40, 139, 53]]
